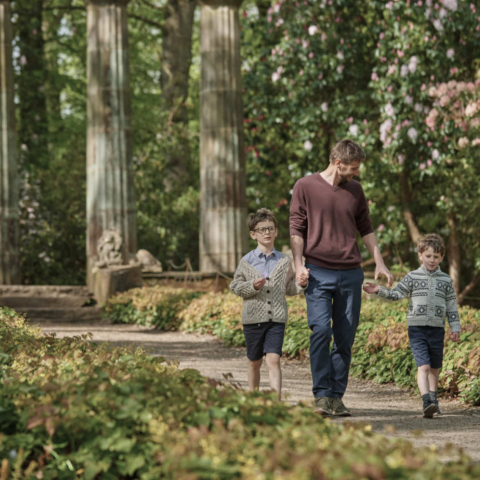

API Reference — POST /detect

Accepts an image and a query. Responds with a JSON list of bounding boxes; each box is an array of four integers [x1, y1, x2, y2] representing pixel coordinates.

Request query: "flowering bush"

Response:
[[241, 0, 480, 296]]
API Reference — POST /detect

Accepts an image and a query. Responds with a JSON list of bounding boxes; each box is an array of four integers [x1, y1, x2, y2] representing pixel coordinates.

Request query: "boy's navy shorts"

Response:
[[408, 326, 445, 369], [243, 322, 286, 361]]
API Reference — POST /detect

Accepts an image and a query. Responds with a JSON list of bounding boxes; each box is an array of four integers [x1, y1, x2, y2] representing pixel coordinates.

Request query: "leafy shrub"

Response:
[[2, 307, 480, 479], [105, 286, 202, 329], [109, 288, 480, 404]]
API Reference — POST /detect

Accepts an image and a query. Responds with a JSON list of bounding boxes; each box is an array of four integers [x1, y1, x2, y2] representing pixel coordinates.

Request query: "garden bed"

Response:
[[2, 306, 480, 478]]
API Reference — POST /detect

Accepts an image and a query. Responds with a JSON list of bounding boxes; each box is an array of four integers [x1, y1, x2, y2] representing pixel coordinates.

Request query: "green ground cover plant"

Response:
[[107, 288, 480, 404], [2, 306, 480, 479]]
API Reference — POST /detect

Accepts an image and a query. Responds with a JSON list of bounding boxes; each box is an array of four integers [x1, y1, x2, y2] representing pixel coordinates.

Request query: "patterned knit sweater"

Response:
[[230, 254, 306, 325], [377, 265, 460, 332]]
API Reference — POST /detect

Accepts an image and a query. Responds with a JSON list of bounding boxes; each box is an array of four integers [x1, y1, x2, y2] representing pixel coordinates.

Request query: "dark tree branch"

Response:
[[129, 13, 163, 29], [458, 274, 480, 305]]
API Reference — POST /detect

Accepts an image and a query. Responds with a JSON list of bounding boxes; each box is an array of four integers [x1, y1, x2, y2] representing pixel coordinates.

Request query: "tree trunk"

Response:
[[15, 0, 49, 171], [399, 167, 422, 244], [160, 0, 196, 187], [447, 213, 461, 296]]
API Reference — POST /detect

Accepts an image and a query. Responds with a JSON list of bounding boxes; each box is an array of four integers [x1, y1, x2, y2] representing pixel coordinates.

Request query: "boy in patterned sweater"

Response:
[[230, 208, 309, 400], [363, 234, 460, 418]]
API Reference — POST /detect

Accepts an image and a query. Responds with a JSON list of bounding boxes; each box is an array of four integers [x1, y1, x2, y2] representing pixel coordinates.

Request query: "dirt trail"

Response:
[[38, 322, 480, 462]]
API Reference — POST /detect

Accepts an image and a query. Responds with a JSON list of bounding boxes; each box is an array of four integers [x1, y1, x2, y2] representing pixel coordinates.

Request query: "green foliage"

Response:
[[109, 288, 480, 404], [105, 286, 202, 330], [2, 307, 480, 478]]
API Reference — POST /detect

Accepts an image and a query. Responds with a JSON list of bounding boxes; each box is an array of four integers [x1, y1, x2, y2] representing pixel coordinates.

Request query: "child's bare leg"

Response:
[[265, 353, 282, 400], [417, 365, 431, 396], [248, 358, 263, 391], [428, 368, 440, 391]]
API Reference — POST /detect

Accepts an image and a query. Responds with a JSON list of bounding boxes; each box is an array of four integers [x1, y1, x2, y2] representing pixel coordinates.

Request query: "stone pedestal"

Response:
[[0, 0, 19, 284], [199, 0, 248, 273], [86, 0, 136, 290], [93, 265, 142, 306]]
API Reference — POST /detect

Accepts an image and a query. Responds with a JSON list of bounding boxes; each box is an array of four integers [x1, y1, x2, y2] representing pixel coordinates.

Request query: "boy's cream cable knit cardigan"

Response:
[[230, 253, 306, 325]]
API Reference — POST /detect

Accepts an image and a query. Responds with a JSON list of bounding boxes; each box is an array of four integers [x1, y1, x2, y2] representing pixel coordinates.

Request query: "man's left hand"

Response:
[[375, 263, 394, 287]]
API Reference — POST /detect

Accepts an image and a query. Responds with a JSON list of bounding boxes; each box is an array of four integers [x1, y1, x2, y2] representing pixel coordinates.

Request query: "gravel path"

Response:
[[38, 322, 480, 462]]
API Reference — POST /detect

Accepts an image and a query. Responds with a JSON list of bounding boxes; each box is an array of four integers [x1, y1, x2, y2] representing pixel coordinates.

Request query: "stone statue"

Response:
[[95, 230, 123, 269], [135, 249, 163, 272]]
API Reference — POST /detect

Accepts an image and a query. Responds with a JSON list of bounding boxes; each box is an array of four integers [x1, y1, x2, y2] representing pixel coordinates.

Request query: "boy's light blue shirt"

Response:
[[243, 247, 281, 278]]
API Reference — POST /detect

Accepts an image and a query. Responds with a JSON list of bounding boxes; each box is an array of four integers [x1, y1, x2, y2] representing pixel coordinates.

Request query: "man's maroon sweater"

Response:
[[289, 173, 374, 270]]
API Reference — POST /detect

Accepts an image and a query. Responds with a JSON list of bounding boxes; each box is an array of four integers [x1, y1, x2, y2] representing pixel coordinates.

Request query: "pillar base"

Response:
[[92, 265, 142, 306]]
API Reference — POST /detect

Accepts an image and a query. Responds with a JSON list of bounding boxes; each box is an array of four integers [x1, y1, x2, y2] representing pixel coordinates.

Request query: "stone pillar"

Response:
[[199, 0, 248, 273], [0, 0, 20, 284], [86, 0, 136, 290]]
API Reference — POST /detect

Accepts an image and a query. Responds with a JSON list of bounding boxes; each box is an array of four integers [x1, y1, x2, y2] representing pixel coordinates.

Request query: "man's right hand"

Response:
[[253, 278, 266, 290], [296, 265, 310, 286]]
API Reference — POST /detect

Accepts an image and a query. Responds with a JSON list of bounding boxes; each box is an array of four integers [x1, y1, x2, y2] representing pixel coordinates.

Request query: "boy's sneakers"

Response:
[[313, 397, 332, 416], [432, 399, 441, 415], [313, 397, 352, 417], [422, 398, 437, 418]]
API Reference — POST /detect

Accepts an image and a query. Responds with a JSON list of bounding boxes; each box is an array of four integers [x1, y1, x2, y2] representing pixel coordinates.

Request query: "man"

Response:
[[290, 139, 393, 416]]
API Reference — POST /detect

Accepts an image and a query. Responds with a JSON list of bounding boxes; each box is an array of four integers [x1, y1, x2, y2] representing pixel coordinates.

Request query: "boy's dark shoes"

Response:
[[331, 398, 352, 417], [313, 397, 333, 416], [422, 398, 437, 418], [433, 399, 441, 415]]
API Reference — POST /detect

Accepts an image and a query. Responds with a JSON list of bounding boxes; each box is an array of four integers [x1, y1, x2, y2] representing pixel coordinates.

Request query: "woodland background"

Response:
[[12, 0, 480, 305]]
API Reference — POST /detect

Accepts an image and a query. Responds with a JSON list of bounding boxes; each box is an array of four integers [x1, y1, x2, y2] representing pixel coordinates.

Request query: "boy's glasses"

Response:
[[254, 226, 277, 235]]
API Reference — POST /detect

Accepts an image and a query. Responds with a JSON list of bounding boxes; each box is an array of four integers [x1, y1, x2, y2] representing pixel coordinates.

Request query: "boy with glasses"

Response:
[[230, 208, 309, 400]]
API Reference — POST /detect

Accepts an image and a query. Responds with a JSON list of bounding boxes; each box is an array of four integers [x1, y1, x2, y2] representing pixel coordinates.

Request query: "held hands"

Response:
[[253, 278, 266, 290], [375, 263, 394, 287], [296, 266, 310, 287], [450, 332, 460, 342], [363, 282, 379, 294]]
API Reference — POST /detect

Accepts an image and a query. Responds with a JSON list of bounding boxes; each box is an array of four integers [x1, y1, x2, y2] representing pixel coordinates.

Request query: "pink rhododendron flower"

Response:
[[472, 138, 480, 146], [465, 102, 478, 116], [446, 48, 455, 58], [443, 0, 458, 12], [377, 224, 385, 232], [450, 67, 459, 74], [272, 72, 280, 82], [458, 137, 469, 148], [398, 154, 405, 164], [308, 25, 318, 35], [427, 159, 433, 167], [308, 52, 314, 59], [439, 95, 450, 106], [407, 127, 418, 142], [371, 72, 379, 81], [419, 163, 426, 170], [432, 149, 439, 159], [321, 102, 328, 112], [304, 140, 313, 151], [299, 70, 304, 76], [349, 125, 359, 136], [385, 103, 395, 116], [380, 119, 393, 143]]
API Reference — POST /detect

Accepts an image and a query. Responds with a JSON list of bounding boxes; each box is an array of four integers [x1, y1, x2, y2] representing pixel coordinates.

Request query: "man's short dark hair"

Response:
[[417, 233, 445, 256], [248, 208, 277, 232], [329, 139, 366, 164]]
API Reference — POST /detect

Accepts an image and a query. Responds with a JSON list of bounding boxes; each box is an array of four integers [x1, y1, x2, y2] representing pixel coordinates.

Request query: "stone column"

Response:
[[0, 0, 19, 284], [86, 0, 136, 290], [199, 0, 248, 273]]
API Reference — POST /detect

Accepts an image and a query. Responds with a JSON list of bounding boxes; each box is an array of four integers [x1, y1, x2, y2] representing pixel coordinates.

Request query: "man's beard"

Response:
[[339, 174, 352, 183]]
